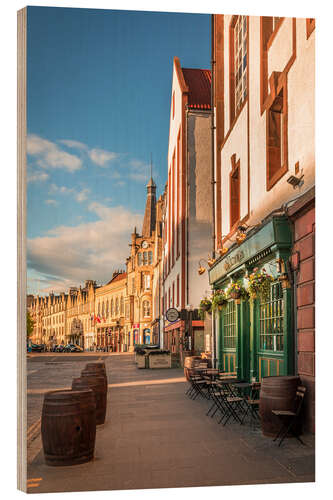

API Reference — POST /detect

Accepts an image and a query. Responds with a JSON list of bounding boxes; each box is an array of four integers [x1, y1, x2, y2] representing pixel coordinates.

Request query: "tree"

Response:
[[27, 311, 34, 341]]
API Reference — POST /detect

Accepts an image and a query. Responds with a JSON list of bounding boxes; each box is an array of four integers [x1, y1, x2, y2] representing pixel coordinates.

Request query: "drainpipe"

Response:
[[211, 14, 217, 368], [185, 106, 190, 308]]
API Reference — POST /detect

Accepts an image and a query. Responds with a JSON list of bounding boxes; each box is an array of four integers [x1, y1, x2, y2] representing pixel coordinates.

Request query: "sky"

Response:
[[26, 6, 211, 295]]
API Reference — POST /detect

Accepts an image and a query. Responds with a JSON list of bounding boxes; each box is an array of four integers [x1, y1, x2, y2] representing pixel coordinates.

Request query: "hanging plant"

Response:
[[212, 289, 228, 311], [226, 281, 249, 300], [248, 268, 274, 301], [199, 297, 212, 319]]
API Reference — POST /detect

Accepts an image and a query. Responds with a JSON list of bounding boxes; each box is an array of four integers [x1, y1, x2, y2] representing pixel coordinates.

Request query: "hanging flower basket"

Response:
[[212, 290, 227, 312], [199, 298, 212, 319], [226, 281, 248, 301], [248, 268, 274, 301]]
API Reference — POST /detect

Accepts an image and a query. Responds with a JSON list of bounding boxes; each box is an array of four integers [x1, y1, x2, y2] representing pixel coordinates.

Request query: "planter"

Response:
[[230, 290, 241, 299], [136, 353, 147, 369], [148, 351, 171, 369]]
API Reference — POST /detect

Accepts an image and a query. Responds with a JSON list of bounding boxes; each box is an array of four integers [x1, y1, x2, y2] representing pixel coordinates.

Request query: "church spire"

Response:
[[142, 157, 156, 237]]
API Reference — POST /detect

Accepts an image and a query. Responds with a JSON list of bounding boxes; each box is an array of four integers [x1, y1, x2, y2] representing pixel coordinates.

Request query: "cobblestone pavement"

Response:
[[27, 353, 315, 494]]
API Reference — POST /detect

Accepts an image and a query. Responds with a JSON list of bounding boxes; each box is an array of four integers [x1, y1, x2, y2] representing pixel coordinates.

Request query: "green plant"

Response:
[[199, 297, 212, 319], [226, 281, 248, 300], [27, 311, 34, 341], [248, 268, 274, 301], [211, 289, 227, 311]]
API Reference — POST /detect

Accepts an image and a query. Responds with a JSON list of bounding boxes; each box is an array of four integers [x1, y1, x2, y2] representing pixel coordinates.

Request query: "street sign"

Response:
[[165, 308, 180, 323]]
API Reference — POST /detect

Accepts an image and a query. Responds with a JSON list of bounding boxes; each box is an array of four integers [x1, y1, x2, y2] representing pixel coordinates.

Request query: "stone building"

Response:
[[95, 271, 127, 351], [125, 177, 159, 349]]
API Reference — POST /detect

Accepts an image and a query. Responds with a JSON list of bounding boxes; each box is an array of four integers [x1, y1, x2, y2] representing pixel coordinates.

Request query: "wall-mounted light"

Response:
[[197, 256, 216, 275], [287, 173, 304, 189], [217, 236, 228, 256]]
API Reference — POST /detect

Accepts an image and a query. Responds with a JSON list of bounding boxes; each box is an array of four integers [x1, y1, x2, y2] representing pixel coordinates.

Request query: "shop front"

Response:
[[209, 215, 294, 382]]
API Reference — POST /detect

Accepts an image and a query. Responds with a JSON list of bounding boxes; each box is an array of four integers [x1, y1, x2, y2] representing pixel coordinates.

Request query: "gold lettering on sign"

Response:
[[224, 250, 245, 271]]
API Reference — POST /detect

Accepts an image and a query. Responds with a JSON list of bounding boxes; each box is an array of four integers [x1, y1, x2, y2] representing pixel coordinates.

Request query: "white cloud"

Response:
[[27, 204, 143, 292], [75, 188, 90, 202], [27, 134, 82, 172], [58, 139, 88, 150], [88, 148, 118, 167], [49, 184, 90, 204], [27, 171, 49, 183], [45, 199, 58, 206]]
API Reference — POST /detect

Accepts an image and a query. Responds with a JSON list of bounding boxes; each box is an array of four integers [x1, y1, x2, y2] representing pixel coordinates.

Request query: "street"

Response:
[[27, 353, 315, 493]]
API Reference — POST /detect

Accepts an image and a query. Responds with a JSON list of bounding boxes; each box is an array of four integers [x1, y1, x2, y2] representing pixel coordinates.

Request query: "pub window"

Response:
[[230, 162, 240, 229], [230, 15, 248, 122], [259, 281, 284, 352], [267, 86, 287, 190], [223, 301, 237, 349]]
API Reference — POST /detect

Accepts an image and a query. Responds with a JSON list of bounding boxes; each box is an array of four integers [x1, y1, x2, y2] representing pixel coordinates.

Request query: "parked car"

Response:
[[63, 343, 83, 352], [51, 344, 65, 352], [30, 343, 45, 352]]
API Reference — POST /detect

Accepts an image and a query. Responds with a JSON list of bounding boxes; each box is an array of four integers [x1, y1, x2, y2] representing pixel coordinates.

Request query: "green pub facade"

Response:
[[209, 215, 295, 382]]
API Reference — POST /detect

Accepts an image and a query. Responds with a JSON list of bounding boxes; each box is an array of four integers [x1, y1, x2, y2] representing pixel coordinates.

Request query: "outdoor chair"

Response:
[[272, 385, 306, 446], [242, 382, 261, 429], [213, 381, 247, 426], [186, 369, 209, 400]]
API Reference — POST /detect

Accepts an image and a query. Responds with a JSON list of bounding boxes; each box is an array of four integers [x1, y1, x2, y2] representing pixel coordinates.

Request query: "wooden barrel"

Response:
[[184, 356, 202, 381], [84, 362, 106, 377], [73, 375, 107, 425], [259, 375, 301, 437], [41, 389, 96, 466], [83, 363, 107, 388]]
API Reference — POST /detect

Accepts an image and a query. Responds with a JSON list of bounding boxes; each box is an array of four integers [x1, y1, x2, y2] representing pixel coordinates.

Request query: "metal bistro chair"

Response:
[[242, 382, 261, 429], [272, 385, 306, 446], [213, 381, 246, 426], [186, 368, 209, 400]]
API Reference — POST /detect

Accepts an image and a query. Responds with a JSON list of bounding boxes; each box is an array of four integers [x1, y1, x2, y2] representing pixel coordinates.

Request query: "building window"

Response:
[[259, 282, 284, 352], [143, 251, 148, 265], [148, 251, 153, 265], [144, 274, 151, 290], [125, 303, 130, 319], [143, 300, 151, 317], [230, 15, 248, 122], [176, 274, 179, 307], [120, 296, 124, 315], [137, 253, 142, 266], [106, 300, 109, 317], [115, 298, 119, 316], [266, 84, 287, 190], [111, 299, 114, 317], [101, 302, 105, 318], [230, 156, 240, 229], [306, 18, 315, 39], [132, 277, 135, 294]]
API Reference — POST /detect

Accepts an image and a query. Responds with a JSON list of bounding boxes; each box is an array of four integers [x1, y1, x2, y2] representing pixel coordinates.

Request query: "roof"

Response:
[[181, 68, 211, 110], [106, 272, 127, 285]]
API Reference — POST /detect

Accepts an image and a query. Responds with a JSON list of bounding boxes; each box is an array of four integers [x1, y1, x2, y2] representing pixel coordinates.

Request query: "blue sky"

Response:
[[27, 6, 210, 295]]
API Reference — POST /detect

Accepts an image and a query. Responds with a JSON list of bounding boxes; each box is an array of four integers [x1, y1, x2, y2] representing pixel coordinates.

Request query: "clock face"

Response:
[[141, 241, 148, 249]]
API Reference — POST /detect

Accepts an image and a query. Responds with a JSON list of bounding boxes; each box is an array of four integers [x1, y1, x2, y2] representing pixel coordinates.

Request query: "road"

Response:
[[26, 353, 315, 493]]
